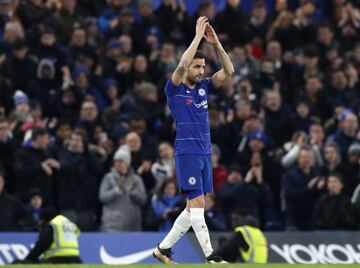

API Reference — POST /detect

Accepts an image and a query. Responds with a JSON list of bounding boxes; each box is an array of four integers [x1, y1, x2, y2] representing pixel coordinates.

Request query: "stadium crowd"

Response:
[[1, 0, 360, 232]]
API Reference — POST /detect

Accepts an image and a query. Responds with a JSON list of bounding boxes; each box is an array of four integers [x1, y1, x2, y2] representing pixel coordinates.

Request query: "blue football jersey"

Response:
[[164, 78, 214, 155]]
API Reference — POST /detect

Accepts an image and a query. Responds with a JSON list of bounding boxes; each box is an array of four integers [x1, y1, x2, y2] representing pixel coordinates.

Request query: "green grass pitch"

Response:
[[7, 264, 360, 268]]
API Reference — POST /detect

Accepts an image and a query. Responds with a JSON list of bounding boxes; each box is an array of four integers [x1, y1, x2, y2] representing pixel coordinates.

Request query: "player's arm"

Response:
[[204, 25, 234, 88], [172, 16, 209, 86]]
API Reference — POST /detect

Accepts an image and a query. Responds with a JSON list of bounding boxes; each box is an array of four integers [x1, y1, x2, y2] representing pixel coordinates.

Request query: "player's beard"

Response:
[[188, 73, 202, 84]]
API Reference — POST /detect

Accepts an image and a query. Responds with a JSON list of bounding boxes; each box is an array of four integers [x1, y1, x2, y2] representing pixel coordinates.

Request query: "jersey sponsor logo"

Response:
[[194, 100, 208, 109], [185, 98, 193, 105], [198, 88, 206, 96], [188, 177, 196, 185], [100, 245, 154, 264]]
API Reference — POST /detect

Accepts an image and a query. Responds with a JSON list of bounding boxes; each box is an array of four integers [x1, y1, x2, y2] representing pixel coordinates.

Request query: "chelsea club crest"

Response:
[[198, 88, 206, 96]]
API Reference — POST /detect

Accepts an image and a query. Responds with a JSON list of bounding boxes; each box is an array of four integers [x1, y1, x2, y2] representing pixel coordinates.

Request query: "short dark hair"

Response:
[[328, 172, 344, 184], [39, 207, 58, 222], [31, 128, 48, 141], [194, 50, 206, 60]]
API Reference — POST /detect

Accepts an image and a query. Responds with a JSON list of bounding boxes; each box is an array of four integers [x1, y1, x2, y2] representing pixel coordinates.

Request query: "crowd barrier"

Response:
[[0, 231, 359, 264]]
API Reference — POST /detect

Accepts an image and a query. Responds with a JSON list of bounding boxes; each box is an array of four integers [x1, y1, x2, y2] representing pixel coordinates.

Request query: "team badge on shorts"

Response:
[[188, 177, 196, 185], [198, 88, 205, 96]]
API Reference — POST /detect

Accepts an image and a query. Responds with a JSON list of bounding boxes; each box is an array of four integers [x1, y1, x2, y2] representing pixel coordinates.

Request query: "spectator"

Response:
[[204, 194, 227, 231], [332, 111, 359, 157], [282, 146, 324, 230], [56, 128, 102, 231], [341, 143, 360, 196], [23, 188, 43, 230], [212, 144, 227, 192], [313, 173, 355, 230], [151, 179, 184, 232], [14, 128, 58, 205], [0, 166, 28, 231], [151, 141, 175, 194], [0, 38, 36, 91], [0, 117, 17, 193], [99, 145, 146, 231]]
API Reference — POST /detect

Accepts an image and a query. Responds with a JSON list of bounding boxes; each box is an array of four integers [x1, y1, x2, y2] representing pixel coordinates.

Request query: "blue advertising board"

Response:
[[0, 233, 203, 265]]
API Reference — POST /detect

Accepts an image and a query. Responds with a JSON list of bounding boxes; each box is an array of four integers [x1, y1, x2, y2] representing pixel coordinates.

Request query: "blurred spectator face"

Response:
[[62, 0, 77, 11], [75, 72, 88, 88], [71, 28, 86, 47], [138, 2, 152, 17], [297, 148, 315, 170], [56, 123, 72, 141], [0, 119, 9, 142], [119, 35, 132, 54], [159, 142, 173, 159], [305, 76, 322, 96], [130, 118, 146, 134], [187, 58, 205, 84], [30, 0, 42, 5], [33, 133, 50, 150], [309, 123, 324, 144], [232, 46, 246, 63], [331, 71, 347, 90], [227, 170, 242, 184], [41, 32, 56, 47], [107, 85, 118, 99], [80, 101, 98, 122], [4, 22, 24, 44], [324, 145, 338, 164], [125, 132, 142, 152], [13, 47, 28, 60], [235, 100, 251, 120], [62, 89, 75, 104], [109, 0, 129, 9], [353, 44, 360, 62], [164, 0, 176, 6], [264, 91, 281, 111], [275, 0, 287, 12], [236, 79, 253, 99], [342, 114, 358, 136], [252, 2, 267, 21], [249, 138, 265, 152], [318, 26, 334, 45], [296, 102, 310, 119], [69, 132, 84, 152], [348, 152, 360, 165], [30, 194, 43, 209], [228, 0, 240, 8], [16, 102, 30, 116], [134, 54, 148, 73], [304, 55, 318, 69], [164, 181, 177, 197], [198, 2, 215, 20], [160, 42, 176, 61], [266, 41, 282, 61], [0, 175, 4, 193], [327, 175, 343, 196], [114, 159, 128, 175]]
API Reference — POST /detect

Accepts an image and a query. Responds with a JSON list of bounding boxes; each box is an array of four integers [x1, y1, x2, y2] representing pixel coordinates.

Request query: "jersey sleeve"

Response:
[[164, 79, 180, 97]]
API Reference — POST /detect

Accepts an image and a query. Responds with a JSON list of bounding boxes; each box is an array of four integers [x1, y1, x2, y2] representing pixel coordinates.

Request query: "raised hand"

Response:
[[195, 16, 209, 39], [204, 24, 220, 47]]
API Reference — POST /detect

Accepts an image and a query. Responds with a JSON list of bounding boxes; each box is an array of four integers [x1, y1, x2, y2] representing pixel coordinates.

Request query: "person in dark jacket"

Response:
[[0, 117, 17, 193], [313, 173, 355, 230], [14, 128, 59, 205], [282, 146, 324, 230], [56, 128, 102, 231], [0, 167, 28, 231]]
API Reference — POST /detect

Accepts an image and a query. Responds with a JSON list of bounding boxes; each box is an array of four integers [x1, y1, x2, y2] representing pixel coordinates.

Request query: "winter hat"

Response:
[[113, 145, 131, 166], [71, 66, 89, 81], [103, 78, 118, 90], [37, 59, 56, 80], [348, 143, 360, 155], [13, 90, 29, 105], [106, 39, 122, 52]]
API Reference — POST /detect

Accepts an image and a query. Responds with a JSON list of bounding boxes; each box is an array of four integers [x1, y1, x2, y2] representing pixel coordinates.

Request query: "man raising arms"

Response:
[[153, 16, 234, 264]]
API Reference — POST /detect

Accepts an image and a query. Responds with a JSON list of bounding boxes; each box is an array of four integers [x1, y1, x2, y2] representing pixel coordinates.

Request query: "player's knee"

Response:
[[187, 193, 205, 208]]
